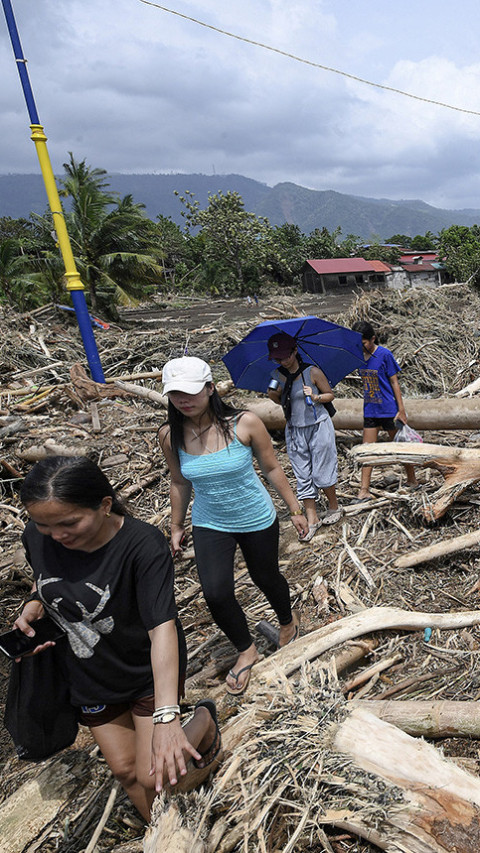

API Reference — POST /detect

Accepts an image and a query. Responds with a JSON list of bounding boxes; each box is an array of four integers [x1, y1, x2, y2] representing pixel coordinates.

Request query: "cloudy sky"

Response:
[[2, 0, 480, 210]]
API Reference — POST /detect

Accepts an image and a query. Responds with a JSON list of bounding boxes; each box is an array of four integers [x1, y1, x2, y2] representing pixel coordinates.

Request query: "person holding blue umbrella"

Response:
[[267, 332, 343, 541]]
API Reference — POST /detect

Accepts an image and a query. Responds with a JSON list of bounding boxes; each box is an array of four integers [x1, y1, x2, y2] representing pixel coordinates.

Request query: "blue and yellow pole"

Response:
[[2, 0, 105, 382]]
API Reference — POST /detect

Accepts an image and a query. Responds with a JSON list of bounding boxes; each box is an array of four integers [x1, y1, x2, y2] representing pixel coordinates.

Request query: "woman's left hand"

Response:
[[150, 718, 201, 792], [303, 384, 313, 398], [291, 514, 309, 538]]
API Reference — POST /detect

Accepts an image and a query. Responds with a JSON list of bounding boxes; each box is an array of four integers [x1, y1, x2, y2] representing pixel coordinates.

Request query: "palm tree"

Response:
[[0, 238, 54, 311], [58, 154, 164, 314]]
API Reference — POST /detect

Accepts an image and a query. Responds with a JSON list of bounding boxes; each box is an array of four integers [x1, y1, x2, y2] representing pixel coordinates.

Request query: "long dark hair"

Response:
[[20, 456, 129, 515], [161, 384, 244, 458]]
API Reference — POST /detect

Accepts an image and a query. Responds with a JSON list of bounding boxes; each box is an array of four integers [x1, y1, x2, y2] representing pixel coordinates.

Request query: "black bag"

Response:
[[3, 638, 79, 761]]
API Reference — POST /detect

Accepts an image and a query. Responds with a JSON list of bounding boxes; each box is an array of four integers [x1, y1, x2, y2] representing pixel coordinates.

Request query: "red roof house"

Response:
[[302, 258, 390, 294]]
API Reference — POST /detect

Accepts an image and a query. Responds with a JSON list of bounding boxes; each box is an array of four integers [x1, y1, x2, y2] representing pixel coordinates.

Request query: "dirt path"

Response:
[[118, 290, 356, 329]]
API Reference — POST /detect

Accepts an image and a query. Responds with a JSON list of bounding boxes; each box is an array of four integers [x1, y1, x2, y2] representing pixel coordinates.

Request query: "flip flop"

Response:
[[322, 507, 344, 525], [350, 496, 374, 505], [192, 699, 222, 769], [278, 609, 301, 648], [225, 662, 255, 695]]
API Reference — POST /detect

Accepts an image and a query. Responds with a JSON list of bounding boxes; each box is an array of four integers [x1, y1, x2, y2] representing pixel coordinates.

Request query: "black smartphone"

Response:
[[0, 617, 65, 660]]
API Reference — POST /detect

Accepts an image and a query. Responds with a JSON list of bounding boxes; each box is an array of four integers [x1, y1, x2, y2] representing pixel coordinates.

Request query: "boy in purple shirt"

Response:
[[352, 321, 418, 502]]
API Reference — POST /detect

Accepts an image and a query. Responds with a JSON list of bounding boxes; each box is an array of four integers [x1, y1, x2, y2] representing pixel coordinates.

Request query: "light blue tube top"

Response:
[[178, 424, 276, 533]]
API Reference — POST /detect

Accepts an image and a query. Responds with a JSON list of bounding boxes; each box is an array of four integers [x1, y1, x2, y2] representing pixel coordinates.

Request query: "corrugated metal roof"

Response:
[[306, 258, 376, 274], [401, 262, 436, 272], [368, 260, 391, 273], [399, 252, 438, 264]]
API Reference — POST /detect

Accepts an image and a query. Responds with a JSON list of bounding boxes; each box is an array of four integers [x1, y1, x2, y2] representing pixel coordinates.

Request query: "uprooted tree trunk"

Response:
[[350, 441, 480, 520], [144, 606, 480, 852]]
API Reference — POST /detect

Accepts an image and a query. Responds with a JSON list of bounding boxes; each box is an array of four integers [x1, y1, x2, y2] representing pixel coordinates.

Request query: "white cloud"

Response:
[[2, 0, 480, 210]]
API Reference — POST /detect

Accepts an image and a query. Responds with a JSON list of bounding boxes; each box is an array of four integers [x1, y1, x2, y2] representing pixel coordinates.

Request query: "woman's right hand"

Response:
[[171, 526, 187, 559]]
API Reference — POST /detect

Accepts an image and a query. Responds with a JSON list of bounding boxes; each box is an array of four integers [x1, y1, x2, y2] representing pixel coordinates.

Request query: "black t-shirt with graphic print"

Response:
[[22, 515, 183, 706]]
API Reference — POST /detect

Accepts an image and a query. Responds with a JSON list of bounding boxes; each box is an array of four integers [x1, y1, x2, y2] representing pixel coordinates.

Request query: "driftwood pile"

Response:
[[0, 285, 480, 852]]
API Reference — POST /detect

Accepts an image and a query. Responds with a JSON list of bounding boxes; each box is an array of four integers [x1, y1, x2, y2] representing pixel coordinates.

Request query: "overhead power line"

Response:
[[139, 0, 480, 117]]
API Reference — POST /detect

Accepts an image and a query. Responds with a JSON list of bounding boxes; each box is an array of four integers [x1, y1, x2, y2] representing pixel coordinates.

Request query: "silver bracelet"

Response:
[[152, 704, 181, 724], [153, 704, 180, 716]]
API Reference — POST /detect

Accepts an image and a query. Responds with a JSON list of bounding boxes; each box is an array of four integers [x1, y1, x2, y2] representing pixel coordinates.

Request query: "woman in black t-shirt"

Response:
[[13, 456, 221, 822]]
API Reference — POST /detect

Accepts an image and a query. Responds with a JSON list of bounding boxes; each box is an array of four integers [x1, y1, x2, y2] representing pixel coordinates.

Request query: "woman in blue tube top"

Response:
[[159, 356, 308, 696]]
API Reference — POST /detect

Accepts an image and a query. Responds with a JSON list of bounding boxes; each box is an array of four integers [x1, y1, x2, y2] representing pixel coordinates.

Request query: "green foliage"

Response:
[[362, 242, 401, 264], [385, 234, 412, 248], [58, 155, 164, 314], [410, 231, 437, 251], [437, 224, 480, 287], [0, 238, 55, 311], [176, 190, 271, 294]]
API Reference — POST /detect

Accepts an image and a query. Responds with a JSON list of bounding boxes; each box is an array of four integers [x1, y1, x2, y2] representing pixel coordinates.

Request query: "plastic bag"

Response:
[[394, 423, 423, 443]]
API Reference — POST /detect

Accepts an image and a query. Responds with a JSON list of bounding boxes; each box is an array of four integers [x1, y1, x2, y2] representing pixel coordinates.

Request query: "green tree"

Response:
[[177, 190, 271, 294], [58, 154, 163, 314], [410, 231, 437, 251], [385, 234, 412, 249], [305, 226, 343, 259], [155, 214, 196, 291], [437, 224, 480, 287], [0, 238, 53, 311], [264, 223, 306, 286], [362, 241, 401, 264]]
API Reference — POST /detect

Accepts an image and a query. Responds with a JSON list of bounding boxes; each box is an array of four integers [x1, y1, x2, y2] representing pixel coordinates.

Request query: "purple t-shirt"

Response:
[[358, 345, 401, 418]]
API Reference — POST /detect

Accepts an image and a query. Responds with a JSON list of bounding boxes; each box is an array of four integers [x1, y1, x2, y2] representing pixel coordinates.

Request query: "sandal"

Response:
[[192, 699, 222, 769], [225, 662, 255, 695], [322, 507, 344, 525], [300, 523, 320, 542], [350, 496, 374, 505]]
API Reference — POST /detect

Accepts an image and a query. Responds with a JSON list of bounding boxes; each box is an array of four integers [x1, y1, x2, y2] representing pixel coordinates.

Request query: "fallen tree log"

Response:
[[354, 699, 480, 738], [324, 705, 480, 852], [244, 397, 480, 431], [350, 441, 480, 520], [394, 529, 480, 568]]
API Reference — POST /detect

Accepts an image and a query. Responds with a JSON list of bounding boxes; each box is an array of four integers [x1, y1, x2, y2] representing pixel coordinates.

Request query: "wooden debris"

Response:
[[353, 699, 480, 738], [0, 758, 84, 853], [245, 397, 480, 431], [395, 529, 480, 568], [351, 441, 480, 519], [1, 287, 480, 853]]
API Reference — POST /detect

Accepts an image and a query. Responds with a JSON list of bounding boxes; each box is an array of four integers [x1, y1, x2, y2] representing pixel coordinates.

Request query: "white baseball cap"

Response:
[[162, 357, 213, 395]]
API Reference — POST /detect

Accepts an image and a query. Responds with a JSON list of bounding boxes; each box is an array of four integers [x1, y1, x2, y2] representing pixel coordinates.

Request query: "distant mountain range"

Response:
[[2, 171, 480, 240]]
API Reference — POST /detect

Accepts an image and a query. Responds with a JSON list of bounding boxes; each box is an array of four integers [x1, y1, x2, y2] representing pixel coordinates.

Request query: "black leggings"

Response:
[[192, 518, 292, 652]]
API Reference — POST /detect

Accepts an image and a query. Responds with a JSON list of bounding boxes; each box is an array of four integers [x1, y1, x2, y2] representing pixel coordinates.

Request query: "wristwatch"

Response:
[[152, 704, 180, 725], [155, 710, 177, 724]]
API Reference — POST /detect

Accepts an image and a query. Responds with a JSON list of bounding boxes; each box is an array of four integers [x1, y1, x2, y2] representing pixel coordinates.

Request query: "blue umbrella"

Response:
[[222, 316, 365, 392]]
